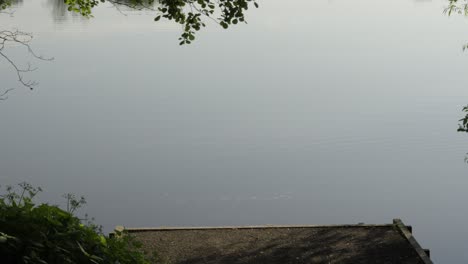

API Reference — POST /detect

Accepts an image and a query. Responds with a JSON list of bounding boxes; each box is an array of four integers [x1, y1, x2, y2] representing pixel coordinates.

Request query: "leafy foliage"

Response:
[[458, 105, 468, 132], [65, 0, 259, 44], [445, 3, 468, 134], [445, 0, 468, 16], [0, 0, 11, 10], [2, 0, 259, 44], [0, 182, 154, 264], [445, 0, 468, 50]]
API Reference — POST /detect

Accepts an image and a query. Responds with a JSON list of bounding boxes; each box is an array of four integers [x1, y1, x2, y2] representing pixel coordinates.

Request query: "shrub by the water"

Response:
[[0, 182, 154, 264]]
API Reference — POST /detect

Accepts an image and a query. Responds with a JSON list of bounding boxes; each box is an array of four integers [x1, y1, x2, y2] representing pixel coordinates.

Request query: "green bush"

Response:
[[0, 182, 154, 264]]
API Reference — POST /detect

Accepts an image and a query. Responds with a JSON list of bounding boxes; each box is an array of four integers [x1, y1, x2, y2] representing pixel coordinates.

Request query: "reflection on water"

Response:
[[46, 0, 74, 21], [44, 0, 159, 21], [42, 0, 81, 22], [8, 0, 160, 21], [9, 0, 23, 5]]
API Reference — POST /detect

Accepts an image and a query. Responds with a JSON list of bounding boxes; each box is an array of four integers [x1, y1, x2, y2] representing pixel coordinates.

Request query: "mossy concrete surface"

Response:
[[117, 219, 432, 264]]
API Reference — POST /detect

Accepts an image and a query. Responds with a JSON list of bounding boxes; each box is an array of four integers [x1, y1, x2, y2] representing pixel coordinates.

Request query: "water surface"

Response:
[[2, 0, 468, 262]]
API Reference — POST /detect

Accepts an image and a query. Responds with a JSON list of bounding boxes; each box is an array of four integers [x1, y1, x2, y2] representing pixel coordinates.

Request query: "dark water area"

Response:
[[2, 0, 468, 262]]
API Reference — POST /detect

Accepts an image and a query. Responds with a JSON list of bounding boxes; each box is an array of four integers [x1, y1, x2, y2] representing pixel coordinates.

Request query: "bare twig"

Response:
[[0, 29, 53, 99], [0, 88, 13, 100]]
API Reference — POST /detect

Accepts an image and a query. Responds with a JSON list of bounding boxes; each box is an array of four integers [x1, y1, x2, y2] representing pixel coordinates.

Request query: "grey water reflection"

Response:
[[8, 0, 22, 7], [45, 0, 159, 21], [45, 0, 113, 21], [46, 0, 76, 21]]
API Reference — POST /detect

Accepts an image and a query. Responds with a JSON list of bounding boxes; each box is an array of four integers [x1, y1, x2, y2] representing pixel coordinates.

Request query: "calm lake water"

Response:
[[2, 0, 468, 262]]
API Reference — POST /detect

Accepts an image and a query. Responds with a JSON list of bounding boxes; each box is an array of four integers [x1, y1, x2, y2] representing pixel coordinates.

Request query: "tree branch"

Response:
[[0, 88, 13, 100], [0, 29, 53, 99]]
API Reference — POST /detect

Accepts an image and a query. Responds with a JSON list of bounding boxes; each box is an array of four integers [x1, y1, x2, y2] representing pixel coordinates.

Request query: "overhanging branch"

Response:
[[0, 29, 53, 99]]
